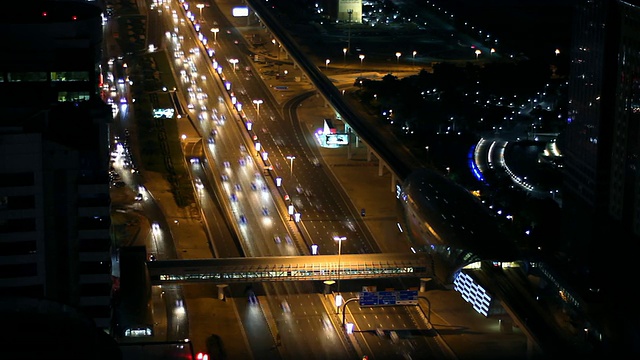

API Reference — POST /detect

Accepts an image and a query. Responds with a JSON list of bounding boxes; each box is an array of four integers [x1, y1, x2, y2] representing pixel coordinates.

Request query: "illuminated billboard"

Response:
[[338, 0, 362, 23], [232, 6, 249, 17], [326, 134, 349, 146]]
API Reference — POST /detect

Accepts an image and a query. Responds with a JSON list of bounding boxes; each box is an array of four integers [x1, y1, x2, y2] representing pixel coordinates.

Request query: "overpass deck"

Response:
[[147, 253, 433, 285]]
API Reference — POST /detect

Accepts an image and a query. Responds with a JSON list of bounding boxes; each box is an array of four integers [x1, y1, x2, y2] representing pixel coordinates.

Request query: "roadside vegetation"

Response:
[[115, 10, 196, 209]]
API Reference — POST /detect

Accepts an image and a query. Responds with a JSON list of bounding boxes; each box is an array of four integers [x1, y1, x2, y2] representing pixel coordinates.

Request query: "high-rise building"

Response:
[[564, 0, 640, 352], [565, 0, 640, 279], [0, 1, 113, 332]]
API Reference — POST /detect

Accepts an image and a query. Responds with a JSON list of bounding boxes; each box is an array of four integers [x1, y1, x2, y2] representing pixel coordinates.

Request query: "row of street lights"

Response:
[[328, 50, 421, 69]]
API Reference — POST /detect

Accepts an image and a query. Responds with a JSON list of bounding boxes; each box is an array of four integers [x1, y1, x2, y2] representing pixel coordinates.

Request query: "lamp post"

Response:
[[196, 3, 204, 21], [229, 58, 238, 72], [347, 9, 353, 55], [180, 134, 187, 153], [325, 59, 330, 70], [475, 49, 481, 59], [252, 99, 263, 118], [286, 155, 295, 175], [334, 236, 346, 313], [395, 52, 401, 64], [412, 50, 417, 66], [210, 27, 219, 42], [272, 39, 278, 59], [555, 48, 560, 57], [343, 48, 347, 64], [359, 54, 365, 77]]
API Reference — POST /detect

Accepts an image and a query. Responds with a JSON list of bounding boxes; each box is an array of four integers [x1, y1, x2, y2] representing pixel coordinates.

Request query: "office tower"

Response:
[[564, 0, 640, 352], [565, 0, 640, 280], [0, 1, 113, 333]]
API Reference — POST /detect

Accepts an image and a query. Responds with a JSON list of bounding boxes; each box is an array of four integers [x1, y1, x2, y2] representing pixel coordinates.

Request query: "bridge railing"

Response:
[[147, 254, 434, 285]]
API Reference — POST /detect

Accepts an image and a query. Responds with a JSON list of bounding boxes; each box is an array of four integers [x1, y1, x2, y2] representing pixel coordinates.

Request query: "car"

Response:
[[148, 254, 156, 261], [273, 235, 281, 244], [248, 292, 258, 304], [134, 193, 143, 201], [239, 215, 247, 224], [195, 177, 204, 189], [281, 300, 291, 313], [230, 193, 238, 202], [152, 222, 160, 232], [261, 207, 269, 216]]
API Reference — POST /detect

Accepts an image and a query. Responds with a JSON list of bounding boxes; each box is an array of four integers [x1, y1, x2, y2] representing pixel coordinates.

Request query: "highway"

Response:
[[110, 1, 581, 359], [157, 2, 368, 359], [146, 1, 441, 359]]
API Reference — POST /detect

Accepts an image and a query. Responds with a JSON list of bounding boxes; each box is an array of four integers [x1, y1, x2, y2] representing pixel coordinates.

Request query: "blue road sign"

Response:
[[359, 290, 419, 306], [359, 292, 379, 306]]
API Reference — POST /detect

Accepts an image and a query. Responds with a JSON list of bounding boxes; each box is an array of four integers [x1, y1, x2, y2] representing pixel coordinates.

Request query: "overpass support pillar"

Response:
[[499, 318, 514, 333], [216, 284, 228, 301], [419, 278, 434, 293], [390, 173, 397, 192], [378, 161, 385, 176]]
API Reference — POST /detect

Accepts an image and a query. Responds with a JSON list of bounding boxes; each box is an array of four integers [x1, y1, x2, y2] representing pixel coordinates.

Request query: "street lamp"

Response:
[[286, 155, 295, 175], [196, 3, 204, 21], [555, 48, 560, 57], [475, 49, 481, 59], [343, 48, 347, 64], [325, 59, 330, 70], [412, 50, 417, 66], [210, 27, 219, 42], [272, 39, 280, 60], [229, 58, 238, 72], [252, 99, 263, 118], [359, 54, 365, 77], [395, 52, 401, 64], [180, 134, 187, 153], [334, 235, 346, 312]]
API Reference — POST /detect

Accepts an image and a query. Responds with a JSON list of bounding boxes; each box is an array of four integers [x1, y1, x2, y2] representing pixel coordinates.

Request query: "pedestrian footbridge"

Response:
[[147, 253, 434, 285]]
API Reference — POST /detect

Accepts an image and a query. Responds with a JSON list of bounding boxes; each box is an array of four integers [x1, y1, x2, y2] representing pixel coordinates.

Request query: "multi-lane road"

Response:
[[127, 0, 440, 359], [108, 1, 567, 359]]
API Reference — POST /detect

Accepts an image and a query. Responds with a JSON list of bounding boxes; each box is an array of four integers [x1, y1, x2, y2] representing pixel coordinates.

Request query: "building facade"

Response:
[[564, 0, 640, 352], [0, 1, 113, 332], [565, 0, 640, 273]]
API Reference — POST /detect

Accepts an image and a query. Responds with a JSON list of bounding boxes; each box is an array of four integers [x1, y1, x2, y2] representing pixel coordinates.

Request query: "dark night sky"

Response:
[[399, 0, 576, 58]]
